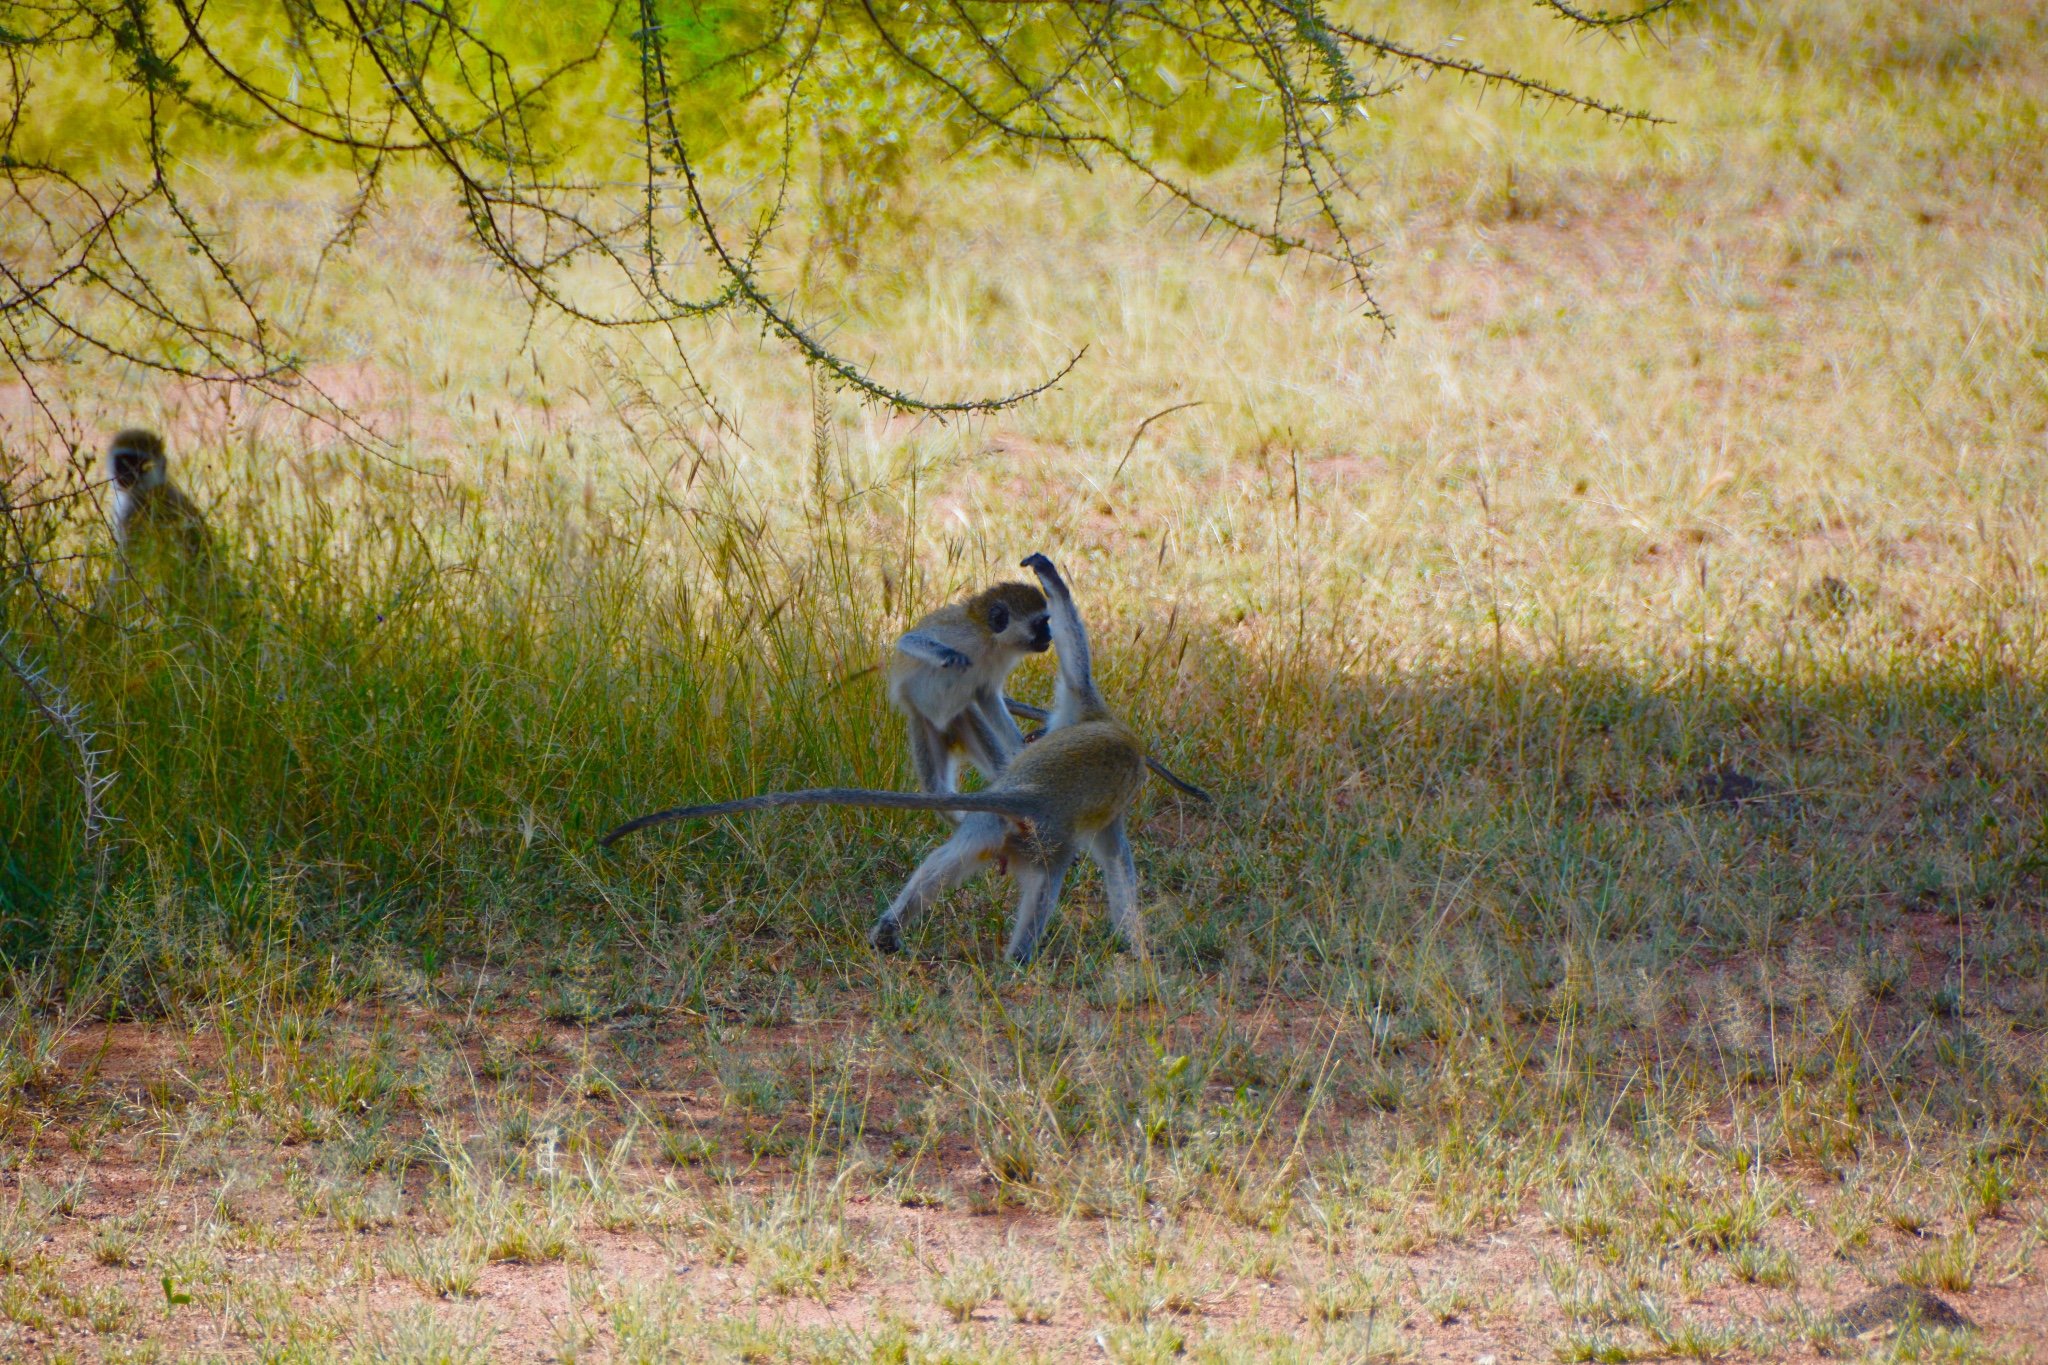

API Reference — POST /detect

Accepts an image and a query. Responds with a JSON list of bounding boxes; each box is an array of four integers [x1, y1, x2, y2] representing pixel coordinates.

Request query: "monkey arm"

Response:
[[896, 630, 973, 670], [1020, 553, 1102, 718], [600, 787, 1041, 846], [972, 690, 1029, 762]]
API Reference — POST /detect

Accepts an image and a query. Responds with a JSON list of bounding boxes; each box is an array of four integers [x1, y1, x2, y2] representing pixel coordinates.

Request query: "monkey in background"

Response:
[[105, 428, 212, 573], [890, 579, 1212, 806], [604, 554, 1153, 963]]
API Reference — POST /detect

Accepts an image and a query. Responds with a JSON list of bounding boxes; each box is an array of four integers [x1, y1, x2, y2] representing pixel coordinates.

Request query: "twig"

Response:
[[0, 633, 116, 871], [1110, 402, 1205, 487]]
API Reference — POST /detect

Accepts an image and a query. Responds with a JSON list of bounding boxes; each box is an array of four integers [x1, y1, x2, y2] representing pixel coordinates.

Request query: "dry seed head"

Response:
[[1974, 1014, 2020, 1071], [1753, 955, 1789, 1010], [1786, 939, 1820, 1004], [1459, 939, 1498, 1008], [1716, 973, 1760, 1052], [1222, 930, 1259, 990], [1629, 970, 1666, 1030], [1556, 944, 1596, 1013], [1825, 967, 1866, 1017]]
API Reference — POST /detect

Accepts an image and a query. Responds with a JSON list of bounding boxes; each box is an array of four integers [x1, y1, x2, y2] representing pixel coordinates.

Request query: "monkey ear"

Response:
[[988, 602, 1010, 633], [897, 631, 973, 670]]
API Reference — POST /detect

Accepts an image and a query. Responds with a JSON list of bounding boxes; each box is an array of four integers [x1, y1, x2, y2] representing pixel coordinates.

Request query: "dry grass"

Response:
[[3, 0, 2048, 1361], [0, 992, 2041, 1363]]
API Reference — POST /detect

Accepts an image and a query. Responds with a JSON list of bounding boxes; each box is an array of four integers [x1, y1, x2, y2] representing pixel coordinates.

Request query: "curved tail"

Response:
[[599, 787, 1039, 847], [1144, 761, 1212, 804]]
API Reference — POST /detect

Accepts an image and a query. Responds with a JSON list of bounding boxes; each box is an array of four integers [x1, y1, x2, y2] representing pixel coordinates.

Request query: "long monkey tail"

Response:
[[1141, 759, 1213, 804], [599, 787, 1042, 847]]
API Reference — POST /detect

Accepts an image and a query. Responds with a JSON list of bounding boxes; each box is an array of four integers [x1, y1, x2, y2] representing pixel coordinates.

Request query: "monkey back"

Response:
[[1000, 719, 1145, 833]]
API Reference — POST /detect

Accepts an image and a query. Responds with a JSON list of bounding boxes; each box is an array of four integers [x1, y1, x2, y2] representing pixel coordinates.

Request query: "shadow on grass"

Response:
[[3, 475, 2044, 1176]]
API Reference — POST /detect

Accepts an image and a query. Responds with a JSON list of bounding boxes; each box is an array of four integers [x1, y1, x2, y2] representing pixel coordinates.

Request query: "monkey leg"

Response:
[[907, 717, 966, 824], [1088, 820, 1146, 957], [906, 717, 954, 794], [870, 815, 1007, 954], [1004, 849, 1077, 965]]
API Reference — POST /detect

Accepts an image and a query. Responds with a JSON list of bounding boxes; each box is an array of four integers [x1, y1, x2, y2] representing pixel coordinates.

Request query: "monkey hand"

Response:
[[1020, 553, 1067, 594]]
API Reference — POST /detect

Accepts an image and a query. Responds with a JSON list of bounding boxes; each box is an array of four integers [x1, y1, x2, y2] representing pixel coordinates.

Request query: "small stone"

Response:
[[1703, 766, 1773, 806], [1804, 574, 1859, 619], [1834, 1284, 1973, 1339], [1477, 1355, 1499, 1365]]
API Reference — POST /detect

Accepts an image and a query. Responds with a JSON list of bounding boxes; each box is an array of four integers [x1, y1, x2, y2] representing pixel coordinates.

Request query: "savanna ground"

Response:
[[4, 1, 2048, 1361]]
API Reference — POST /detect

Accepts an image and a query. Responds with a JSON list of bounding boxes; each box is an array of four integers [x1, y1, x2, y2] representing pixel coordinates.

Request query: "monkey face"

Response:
[[974, 582, 1053, 654], [988, 598, 1052, 654], [107, 430, 166, 490], [110, 446, 154, 488]]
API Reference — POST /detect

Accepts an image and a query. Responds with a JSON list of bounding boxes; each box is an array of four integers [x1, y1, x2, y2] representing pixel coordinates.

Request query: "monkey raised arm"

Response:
[[1021, 553, 1107, 725], [599, 786, 1042, 847], [1020, 554, 1089, 682]]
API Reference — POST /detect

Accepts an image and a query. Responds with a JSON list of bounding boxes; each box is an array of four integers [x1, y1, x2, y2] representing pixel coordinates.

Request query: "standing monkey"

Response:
[[1002, 695, 1211, 803], [888, 580, 1052, 813], [603, 554, 1153, 963], [105, 428, 212, 570]]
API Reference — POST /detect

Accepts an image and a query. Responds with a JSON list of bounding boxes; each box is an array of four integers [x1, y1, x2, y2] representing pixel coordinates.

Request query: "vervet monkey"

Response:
[[106, 428, 211, 569], [1002, 697, 1211, 803], [604, 554, 1151, 963], [889, 580, 1052, 811], [890, 580, 1213, 806]]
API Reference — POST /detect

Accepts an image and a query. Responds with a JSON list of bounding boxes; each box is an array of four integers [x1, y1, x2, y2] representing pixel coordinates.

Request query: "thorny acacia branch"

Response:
[[0, 0, 1666, 424], [0, 632, 115, 867]]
